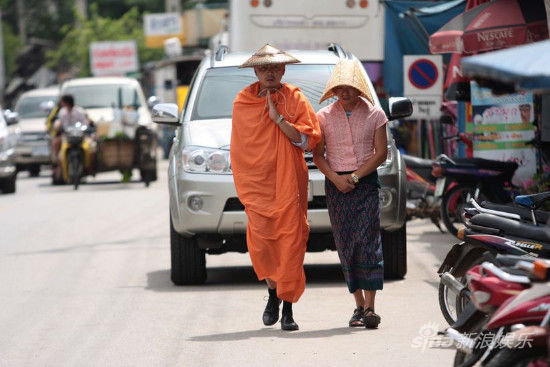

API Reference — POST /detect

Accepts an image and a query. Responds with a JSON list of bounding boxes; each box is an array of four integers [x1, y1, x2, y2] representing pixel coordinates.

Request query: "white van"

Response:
[[60, 77, 156, 139]]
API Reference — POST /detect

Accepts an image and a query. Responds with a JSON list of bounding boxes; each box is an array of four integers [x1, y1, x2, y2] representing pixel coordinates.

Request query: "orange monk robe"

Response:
[[231, 82, 321, 303]]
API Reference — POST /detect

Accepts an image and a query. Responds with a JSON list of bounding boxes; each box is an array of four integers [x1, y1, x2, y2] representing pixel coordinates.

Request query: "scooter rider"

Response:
[[51, 94, 91, 182]]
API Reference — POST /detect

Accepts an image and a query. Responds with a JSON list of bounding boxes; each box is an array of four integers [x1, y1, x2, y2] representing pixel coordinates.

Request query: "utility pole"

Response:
[[15, 0, 26, 45], [165, 0, 182, 13]]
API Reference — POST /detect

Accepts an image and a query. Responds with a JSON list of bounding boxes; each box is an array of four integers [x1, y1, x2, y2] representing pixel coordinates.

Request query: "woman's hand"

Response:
[[331, 174, 355, 193], [266, 90, 280, 122]]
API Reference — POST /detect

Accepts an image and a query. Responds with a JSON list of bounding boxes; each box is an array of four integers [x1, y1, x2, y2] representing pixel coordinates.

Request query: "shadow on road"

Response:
[[37, 179, 150, 191], [188, 326, 375, 342], [146, 263, 347, 293]]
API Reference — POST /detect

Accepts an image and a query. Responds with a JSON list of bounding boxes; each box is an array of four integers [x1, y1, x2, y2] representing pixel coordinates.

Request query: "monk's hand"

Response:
[[332, 174, 355, 193], [266, 90, 280, 123]]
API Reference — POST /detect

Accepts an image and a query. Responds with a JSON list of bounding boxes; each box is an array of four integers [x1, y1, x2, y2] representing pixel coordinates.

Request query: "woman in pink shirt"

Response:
[[313, 59, 388, 329]]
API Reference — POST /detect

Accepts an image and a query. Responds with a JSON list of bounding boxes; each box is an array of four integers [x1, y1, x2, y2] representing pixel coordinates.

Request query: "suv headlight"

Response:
[[181, 146, 231, 174]]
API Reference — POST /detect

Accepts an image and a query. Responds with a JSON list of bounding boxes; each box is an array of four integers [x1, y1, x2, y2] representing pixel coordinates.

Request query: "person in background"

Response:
[[313, 59, 387, 329], [230, 44, 321, 331], [51, 94, 90, 182]]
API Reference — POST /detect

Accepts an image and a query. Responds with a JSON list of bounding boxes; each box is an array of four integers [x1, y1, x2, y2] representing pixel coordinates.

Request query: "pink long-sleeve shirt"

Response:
[[316, 99, 388, 172]]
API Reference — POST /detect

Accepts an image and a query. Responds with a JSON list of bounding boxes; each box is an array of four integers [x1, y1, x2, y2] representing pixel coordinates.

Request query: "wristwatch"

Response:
[[350, 173, 359, 184], [275, 114, 285, 125]]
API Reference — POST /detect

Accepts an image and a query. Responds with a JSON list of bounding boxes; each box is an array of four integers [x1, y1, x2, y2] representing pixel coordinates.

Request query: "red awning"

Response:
[[430, 0, 549, 54]]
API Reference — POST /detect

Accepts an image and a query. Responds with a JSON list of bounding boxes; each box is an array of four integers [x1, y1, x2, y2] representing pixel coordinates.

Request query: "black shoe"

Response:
[[281, 312, 299, 331], [363, 307, 381, 329], [263, 295, 281, 326], [349, 306, 365, 327]]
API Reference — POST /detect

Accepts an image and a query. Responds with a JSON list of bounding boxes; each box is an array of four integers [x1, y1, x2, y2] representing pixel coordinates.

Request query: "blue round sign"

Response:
[[408, 59, 439, 90]]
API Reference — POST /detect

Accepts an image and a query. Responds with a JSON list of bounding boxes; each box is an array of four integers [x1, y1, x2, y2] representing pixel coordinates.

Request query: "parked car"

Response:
[[153, 46, 412, 285], [13, 86, 59, 177], [0, 109, 19, 193]]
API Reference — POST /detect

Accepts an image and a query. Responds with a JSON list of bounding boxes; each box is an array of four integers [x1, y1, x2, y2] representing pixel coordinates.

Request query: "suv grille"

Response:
[[223, 196, 327, 212]]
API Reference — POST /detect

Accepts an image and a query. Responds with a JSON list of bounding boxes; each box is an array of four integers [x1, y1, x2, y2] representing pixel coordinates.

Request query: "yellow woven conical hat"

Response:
[[319, 59, 373, 104], [239, 44, 300, 68]]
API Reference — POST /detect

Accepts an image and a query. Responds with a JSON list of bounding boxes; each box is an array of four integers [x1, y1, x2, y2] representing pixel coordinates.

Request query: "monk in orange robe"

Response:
[[231, 44, 321, 331]]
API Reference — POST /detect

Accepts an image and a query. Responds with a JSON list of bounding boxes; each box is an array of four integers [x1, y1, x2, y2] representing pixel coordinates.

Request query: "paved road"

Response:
[[1, 162, 456, 366]]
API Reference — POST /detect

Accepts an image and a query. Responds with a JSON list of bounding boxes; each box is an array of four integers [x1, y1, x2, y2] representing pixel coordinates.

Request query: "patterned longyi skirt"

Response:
[[325, 172, 384, 293]]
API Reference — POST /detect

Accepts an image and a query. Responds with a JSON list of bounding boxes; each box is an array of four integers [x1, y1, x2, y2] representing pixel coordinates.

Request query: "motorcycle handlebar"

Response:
[[435, 154, 456, 165]]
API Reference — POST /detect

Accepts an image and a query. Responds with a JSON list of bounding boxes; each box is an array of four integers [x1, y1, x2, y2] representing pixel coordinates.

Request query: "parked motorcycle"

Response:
[[438, 192, 550, 325], [403, 154, 443, 231], [443, 257, 550, 366], [432, 154, 519, 237]]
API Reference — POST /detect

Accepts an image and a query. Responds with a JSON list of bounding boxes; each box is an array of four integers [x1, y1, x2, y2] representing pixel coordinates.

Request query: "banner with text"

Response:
[[469, 82, 536, 186], [90, 40, 138, 76], [144, 13, 185, 48]]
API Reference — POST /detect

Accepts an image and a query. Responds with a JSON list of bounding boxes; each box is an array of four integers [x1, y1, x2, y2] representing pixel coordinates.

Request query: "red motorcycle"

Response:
[[444, 258, 550, 366]]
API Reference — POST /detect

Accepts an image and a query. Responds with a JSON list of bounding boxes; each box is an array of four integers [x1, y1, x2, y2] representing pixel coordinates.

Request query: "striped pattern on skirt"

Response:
[[325, 174, 384, 293]]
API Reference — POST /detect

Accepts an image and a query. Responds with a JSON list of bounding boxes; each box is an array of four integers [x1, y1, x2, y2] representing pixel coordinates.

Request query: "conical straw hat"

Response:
[[319, 59, 373, 104], [239, 44, 300, 68]]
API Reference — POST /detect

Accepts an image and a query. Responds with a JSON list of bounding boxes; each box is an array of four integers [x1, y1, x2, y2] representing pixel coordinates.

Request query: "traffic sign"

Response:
[[404, 55, 443, 119], [404, 55, 443, 96], [408, 59, 438, 89]]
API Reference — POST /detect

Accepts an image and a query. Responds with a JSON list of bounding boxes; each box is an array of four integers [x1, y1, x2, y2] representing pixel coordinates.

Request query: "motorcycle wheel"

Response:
[[453, 351, 467, 367], [484, 346, 547, 367], [438, 253, 484, 326], [441, 184, 481, 238], [67, 149, 82, 190]]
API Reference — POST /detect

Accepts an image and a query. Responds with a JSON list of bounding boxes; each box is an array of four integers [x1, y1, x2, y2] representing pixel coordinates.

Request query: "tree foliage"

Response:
[[1, 0, 76, 42], [46, 5, 163, 76], [2, 21, 20, 77]]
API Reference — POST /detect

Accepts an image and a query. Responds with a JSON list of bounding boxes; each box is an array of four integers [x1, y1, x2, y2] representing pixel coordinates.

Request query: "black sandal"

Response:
[[349, 306, 365, 327], [363, 307, 381, 329]]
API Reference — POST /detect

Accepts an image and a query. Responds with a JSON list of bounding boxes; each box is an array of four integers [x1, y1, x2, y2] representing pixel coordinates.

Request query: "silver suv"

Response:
[[153, 46, 412, 285]]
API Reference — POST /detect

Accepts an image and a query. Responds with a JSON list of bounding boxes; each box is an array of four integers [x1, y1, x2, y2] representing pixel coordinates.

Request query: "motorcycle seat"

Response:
[[515, 192, 550, 210], [481, 201, 550, 224], [403, 155, 433, 169], [470, 213, 550, 243], [450, 158, 518, 174]]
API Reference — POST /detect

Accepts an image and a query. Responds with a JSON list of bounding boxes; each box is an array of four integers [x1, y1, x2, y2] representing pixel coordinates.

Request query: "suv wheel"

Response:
[[381, 223, 407, 279], [170, 214, 206, 285]]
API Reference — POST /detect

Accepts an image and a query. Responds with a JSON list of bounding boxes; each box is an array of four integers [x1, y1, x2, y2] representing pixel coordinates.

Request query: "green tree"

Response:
[[47, 5, 163, 76]]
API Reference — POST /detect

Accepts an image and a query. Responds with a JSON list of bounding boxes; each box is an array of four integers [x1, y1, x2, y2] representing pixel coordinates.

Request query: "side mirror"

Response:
[[152, 103, 180, 126], [388, 97, 413, 121], [147, 96, 160, 109], [4, 110, 19, 125]]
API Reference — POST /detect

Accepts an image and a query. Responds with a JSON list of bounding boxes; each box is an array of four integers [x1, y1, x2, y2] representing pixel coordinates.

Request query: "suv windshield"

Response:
[[63, 84, 141, 109], [15, 96, 57, 119], [191, 64, 338, 120]]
